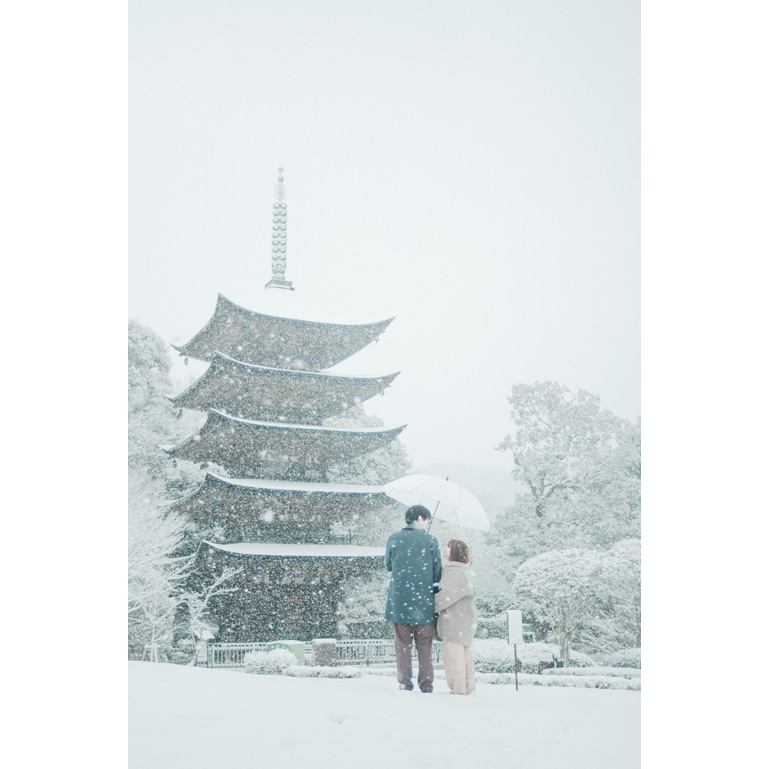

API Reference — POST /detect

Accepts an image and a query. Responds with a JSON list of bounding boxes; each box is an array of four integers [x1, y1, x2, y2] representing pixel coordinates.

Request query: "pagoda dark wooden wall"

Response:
[[200, 547, 382, 643], [174, 477, 387, 544]]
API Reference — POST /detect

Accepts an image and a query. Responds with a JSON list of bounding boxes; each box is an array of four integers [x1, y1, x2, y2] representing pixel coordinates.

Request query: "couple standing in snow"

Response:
[[384, 505, 477, 695]]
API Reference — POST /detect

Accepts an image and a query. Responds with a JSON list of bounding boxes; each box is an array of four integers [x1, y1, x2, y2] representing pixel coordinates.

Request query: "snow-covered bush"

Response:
[[475, 616, 508, 640], [474, 672, 517, 685], [244, 649, 298, 675], [472, 640, 596, 674], [598, 648, 641, 668], [513, 549, 603, 665], [243, 651, 267, 673], [540, 666, 640, 679], [579, 540, 641, 655], [477, 673, 641, 691], [284, 666, 362, 679], [527, 674, 640, 690], [476, 672, 640, 690]]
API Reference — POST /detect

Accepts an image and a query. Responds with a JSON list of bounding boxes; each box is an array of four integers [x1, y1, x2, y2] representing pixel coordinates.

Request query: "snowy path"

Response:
[[128, 662, 640, 769]]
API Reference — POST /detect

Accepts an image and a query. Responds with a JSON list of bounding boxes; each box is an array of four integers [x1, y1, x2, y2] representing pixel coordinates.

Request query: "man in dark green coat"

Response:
[[384, 504, 442, 692]]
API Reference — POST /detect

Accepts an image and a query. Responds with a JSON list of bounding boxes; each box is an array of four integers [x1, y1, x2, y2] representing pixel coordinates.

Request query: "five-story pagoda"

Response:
[[165, 169, 405, 641]]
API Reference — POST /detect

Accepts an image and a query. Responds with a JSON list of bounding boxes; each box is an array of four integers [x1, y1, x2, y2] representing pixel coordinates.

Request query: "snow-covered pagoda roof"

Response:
[[167, 472, 386, 510], [173, 294, 394, 371], [203, 473, 384, 495], [168, 473, 394, 535], [203, 540, 385, 558], [164, 409, 407, 480], [168, 352, 399, 423]]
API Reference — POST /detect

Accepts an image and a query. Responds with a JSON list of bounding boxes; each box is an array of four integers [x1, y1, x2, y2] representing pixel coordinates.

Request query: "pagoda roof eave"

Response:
[[203, 409, 405, 434], [166, 351, 400, 404], [164, 473, 394, 511], [213, 351, 400, 382], [172, 293, 395, 365], [205, 473, 385, 495], [203, 540, 386, 558], [163, 410, 407, 477], [163, 422, 407, 457], [163, 410, 407, 455], [212, 293, 396, 330], [158, 409, 408, 453], [162, 483, 202, 508]]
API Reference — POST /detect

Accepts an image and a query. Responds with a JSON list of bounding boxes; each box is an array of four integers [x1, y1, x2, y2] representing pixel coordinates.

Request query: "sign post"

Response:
[[507, 610, 524, 691]]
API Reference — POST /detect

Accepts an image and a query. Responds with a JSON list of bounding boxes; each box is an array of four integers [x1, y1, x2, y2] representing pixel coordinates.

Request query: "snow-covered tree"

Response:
[[336, 571, 391, 636], [128, 319, 207, 498], [512, 548, 603, 665], [128, 468, 239, 660], [127, 469, 188, 573], [463, 538, 518, 616], [605, 538, 641, 646], [586, 538, 641, 652], [323, 406, 412, 487], [492, 381, 640, 562], [128, 469, 187, 657]]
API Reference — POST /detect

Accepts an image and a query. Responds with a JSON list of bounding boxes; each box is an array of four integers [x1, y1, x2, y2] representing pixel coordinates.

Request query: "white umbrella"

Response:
[[383, 474, 490, 532]]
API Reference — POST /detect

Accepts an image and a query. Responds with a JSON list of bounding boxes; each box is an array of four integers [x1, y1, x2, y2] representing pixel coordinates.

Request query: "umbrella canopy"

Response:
[[383, 474, 490, 532]]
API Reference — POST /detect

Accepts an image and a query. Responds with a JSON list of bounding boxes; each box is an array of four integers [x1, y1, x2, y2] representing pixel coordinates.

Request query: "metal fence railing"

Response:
[[205, 638, 442, 668], [335, 639, 442, 665], [208, 642, 312, 668]]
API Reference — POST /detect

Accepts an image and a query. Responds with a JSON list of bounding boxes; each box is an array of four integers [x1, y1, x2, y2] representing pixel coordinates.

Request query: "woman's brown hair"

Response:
[[447, 539, 470, 564]]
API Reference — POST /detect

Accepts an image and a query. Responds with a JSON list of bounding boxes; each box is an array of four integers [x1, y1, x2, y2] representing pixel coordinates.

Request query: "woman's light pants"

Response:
[[442, 641, 476, 695]]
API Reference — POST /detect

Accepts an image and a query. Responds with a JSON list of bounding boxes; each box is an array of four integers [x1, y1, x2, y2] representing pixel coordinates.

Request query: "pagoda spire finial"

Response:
[[265, 166, 295, 291]]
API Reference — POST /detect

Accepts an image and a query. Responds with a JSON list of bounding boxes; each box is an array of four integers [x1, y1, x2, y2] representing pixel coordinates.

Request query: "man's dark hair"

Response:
[[405, 505, 431, 524]]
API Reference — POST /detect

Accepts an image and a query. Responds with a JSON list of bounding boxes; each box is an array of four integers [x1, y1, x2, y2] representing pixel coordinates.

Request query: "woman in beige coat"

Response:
[[434, 539, 477, 695]]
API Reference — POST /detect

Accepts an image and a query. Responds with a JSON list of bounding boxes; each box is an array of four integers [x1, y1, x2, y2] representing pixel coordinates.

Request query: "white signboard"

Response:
[[507, 610, 524, 645]]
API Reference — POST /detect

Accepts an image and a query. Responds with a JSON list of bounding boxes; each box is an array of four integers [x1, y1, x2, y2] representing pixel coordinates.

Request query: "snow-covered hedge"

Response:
[[244, 649, 298, 675], [597, 648, 641, 668], [540, 667, 640, 680], [475, 616, 508, 640], [473, 640, 596, 674], [284, 666, 362, 679], [476, 672, 640, 690]]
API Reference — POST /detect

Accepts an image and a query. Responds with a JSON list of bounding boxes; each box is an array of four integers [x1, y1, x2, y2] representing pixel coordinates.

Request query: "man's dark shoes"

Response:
[[420, 685, 433, 693], [399, 683, 414, 691]]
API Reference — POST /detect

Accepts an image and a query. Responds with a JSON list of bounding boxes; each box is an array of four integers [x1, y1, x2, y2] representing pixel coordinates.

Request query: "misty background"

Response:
[[128, 0, 640, 487]]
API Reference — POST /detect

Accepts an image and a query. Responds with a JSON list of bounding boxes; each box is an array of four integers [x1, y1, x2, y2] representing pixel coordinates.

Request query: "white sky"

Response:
[[128, 0, 640, 472]]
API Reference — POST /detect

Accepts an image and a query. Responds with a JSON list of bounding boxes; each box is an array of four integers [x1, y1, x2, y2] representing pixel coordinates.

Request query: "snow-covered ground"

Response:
[[129, 662, 640, 769]]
